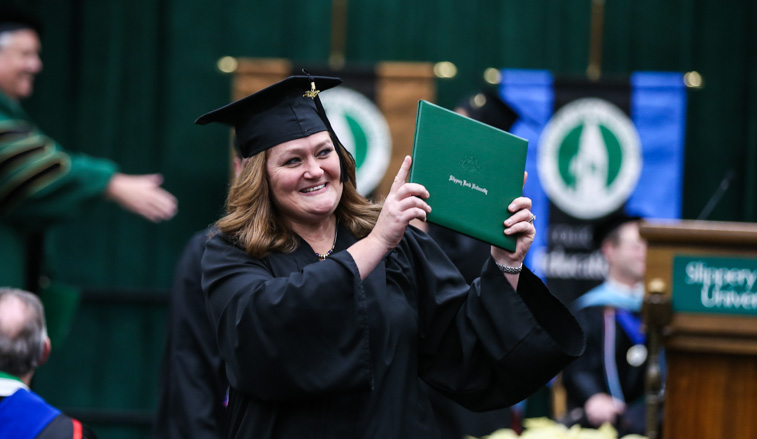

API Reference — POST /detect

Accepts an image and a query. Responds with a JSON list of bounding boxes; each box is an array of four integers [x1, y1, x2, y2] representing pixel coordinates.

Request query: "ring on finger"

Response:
[[528, 214, 536, 223]]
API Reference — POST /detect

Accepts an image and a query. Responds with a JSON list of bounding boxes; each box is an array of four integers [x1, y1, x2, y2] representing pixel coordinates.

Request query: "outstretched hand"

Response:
[[105, 173, 178, 223], [369, 156, 430, 252]]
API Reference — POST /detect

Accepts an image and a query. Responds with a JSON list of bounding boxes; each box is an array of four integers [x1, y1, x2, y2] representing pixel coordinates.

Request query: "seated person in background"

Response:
[[0, 287, 98, 439], [193, 73, 584, 438], [561, 214, 649, 436]]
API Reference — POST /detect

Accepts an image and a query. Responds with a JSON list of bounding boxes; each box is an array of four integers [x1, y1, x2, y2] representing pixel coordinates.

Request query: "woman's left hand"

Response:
[[491, 195, 536, 267]]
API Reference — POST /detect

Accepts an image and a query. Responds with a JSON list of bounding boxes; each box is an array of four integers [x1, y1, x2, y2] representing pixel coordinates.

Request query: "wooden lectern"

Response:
[[640, 220, 757, 439]]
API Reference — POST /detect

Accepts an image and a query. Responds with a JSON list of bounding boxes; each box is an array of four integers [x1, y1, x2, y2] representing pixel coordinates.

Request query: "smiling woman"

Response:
[[265, 132, 344, 239], [194, 74, 584, 439]]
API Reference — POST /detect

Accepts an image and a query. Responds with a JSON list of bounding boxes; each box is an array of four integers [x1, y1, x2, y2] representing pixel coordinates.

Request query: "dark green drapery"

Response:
[[2, 0, 755, 437]]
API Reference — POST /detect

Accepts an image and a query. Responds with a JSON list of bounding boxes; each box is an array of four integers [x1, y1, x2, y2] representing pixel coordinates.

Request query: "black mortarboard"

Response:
[[0, 8, 43, 36], [456, 89, 518, 131], [593, 212, 643, 248], [195, 75, 342, 159]]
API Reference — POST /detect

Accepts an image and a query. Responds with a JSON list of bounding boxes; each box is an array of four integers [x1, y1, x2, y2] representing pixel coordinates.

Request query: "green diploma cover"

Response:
[[409, 100, 528, 252]]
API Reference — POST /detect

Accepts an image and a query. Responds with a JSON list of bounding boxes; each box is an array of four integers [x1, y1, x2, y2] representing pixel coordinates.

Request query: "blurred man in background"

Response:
[[562, 214, 649, 436], [0, 9, 178, 290]]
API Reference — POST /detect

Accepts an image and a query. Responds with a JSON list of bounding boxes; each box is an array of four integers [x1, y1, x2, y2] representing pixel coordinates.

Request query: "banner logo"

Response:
[[538, 98, 642, 219], [321, 88, 392, 196]]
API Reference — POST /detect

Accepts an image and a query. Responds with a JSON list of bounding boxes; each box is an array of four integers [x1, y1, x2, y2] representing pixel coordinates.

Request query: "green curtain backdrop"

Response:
[[1, 0, 755, 437]]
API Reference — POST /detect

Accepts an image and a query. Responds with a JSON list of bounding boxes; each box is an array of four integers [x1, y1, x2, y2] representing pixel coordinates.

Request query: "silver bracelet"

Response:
[[495, 262, 523, 274]]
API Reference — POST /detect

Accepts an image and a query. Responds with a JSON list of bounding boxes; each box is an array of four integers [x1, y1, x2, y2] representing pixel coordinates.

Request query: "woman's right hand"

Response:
[[369, 155, 431, 253], [349, 156, 430, 280]]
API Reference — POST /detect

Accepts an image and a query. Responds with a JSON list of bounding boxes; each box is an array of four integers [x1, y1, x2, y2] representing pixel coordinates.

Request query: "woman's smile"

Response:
[[301, 183, 327, 194]]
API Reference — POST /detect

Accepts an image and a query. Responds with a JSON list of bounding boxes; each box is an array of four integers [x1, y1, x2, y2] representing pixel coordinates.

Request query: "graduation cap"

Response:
[[593, 212, 643, 248], [455, 89, 518, 132], [195, 75, 355, 183]]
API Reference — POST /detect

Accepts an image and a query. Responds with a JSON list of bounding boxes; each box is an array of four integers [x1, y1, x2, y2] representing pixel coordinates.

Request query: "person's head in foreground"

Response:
[[196, 74, 381, 258], [0, 287, 50, 385]]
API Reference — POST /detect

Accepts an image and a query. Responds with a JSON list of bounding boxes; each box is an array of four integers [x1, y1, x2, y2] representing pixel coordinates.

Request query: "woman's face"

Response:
[[266, 131, 343, 226]]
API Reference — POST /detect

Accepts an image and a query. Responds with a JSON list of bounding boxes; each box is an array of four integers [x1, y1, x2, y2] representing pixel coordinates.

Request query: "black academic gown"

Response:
[[202, 224, 584, 439], [424, 223, 515, 439], [155, 230, 229, 439]]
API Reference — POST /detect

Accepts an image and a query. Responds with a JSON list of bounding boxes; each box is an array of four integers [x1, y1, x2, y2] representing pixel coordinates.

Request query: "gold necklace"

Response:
[[314, 227, 338, 261]]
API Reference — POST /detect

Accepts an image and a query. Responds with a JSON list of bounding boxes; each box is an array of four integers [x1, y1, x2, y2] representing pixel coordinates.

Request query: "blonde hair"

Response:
[[216, 144, 382, 259]]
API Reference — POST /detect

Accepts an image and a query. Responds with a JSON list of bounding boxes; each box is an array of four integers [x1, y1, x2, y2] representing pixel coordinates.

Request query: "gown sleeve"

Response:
[[397, 227, 585, 411], [0, 120, 117, 229], [201, 233, 373, 402]]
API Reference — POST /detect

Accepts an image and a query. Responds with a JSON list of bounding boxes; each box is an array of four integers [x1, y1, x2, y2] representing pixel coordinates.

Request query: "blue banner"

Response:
[[498, 70, 686, 301]]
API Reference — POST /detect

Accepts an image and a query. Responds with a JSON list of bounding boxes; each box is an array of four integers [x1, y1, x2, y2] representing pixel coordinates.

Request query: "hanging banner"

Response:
[[499, 70, 687, 303]]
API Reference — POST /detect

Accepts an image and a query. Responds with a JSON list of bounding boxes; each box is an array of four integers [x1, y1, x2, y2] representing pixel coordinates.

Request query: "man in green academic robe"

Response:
[[0, 11, 178, 290]]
